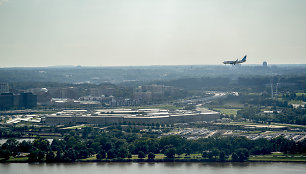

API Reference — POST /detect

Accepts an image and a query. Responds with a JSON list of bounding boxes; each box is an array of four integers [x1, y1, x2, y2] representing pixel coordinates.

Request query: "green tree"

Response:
[[28, 149, 45, 162], [107, 149, 117, 159], [33, 137, 50, 152], [96, 150, 106, 160], [211, 148, 220, 159], [46, 151, 55, 162], [118, 147, 129, 158], [138, 151, 146, 159], [148, 152, 155, 159], [208, 152, 214, 160], [202, 151, 208, 159], [51, 139, 64, 151], [164, 148, 176, 158], [18, 140, 32, 153], [62, 149, 77, 162], [2, 138, 19, 157], [55, 150, 63, 162], [236, 148, 249, 161], [0, 149, 10, 160], [219, 151, 226, 161], [133, 140, 149, 154], [231, 152, 239, 162], [104, 142, 113, 152]]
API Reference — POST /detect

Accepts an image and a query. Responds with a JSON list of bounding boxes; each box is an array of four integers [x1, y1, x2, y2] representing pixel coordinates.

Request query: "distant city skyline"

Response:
[[0, 0, 306, 67]]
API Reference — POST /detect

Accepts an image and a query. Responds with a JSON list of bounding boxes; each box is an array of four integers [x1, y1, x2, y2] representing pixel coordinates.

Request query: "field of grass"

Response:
[[2, 152, 306, 163], [248, 93, 261, 95], [79, 155, 97, 161], [250, 152, 306, 162], [226, 122, 254, 125], [288, 100, 304, 105], [271, 123, 306, 129], [223, 103, 244, 108], [245, 131, 263, 134], [62, 124, 87, 130], [213, 108, 239, 115], [130, 154, 166, 160], [127, 105, 182, 111], [296, 93, 306, 97], [80, 153, 205, 161], [6, 156, 28, 162]]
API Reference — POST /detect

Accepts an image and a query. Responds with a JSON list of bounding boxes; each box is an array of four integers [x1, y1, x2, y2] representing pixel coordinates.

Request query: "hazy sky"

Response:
[[0, 0, 306, 67]]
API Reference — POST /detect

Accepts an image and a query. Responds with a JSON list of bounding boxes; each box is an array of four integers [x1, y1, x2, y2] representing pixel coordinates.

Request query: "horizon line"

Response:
[[1, 63, 306, 69]]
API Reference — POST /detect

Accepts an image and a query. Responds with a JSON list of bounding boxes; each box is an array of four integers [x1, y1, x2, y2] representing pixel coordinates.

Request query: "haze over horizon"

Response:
[[1, 0, 306, 67]]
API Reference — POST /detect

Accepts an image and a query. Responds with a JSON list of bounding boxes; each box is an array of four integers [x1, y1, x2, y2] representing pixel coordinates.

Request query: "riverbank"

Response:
[[2, 155, 306, 163]]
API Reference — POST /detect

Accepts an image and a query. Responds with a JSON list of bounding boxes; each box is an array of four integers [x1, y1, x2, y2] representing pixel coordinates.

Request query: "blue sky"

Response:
[[0, 0, 306, 67]]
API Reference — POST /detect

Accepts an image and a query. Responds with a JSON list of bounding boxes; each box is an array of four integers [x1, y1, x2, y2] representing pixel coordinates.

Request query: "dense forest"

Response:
[[237, 106, 306, 125], [1, 65, 305, 85], [160, 75, 306, 91]]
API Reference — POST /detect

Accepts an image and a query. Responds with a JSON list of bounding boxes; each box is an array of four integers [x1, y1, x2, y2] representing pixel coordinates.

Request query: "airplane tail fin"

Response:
[[242, 55, 247, 62]]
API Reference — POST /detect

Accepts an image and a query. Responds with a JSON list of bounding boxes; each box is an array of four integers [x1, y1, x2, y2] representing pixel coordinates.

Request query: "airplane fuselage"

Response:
[[223, 55, 247, 65]]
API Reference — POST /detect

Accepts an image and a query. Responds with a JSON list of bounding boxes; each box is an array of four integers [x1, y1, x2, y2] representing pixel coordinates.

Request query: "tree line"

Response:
[[237, 106, 306, 125], [1, 128, 305, 162]]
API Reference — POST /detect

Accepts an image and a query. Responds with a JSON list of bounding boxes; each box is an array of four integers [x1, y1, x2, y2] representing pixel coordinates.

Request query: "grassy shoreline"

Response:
[[2, 156, 306, 163]]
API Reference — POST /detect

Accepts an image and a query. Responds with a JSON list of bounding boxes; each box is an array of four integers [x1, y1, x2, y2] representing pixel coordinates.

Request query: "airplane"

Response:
[[223, 55, 247, 65]]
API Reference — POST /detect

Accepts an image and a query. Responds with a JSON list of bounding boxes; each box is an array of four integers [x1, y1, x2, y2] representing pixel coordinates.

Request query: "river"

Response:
[[1, 162, 305, 174]]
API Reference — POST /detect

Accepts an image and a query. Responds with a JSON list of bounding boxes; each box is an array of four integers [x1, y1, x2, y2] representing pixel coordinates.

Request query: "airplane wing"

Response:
[[223, 61, 235, 64]]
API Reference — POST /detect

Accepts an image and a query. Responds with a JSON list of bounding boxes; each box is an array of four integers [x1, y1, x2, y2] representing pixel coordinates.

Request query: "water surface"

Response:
[[1, 162, 305, 174]]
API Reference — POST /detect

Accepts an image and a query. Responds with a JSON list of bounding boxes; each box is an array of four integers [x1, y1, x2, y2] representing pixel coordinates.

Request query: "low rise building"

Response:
[[45, 108, 220, 125]]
